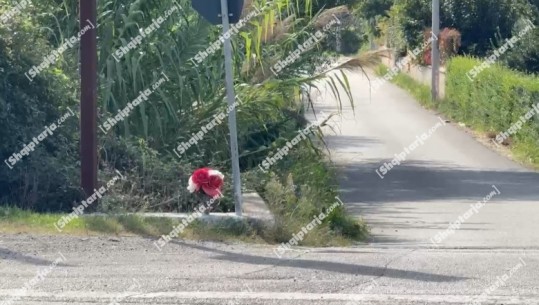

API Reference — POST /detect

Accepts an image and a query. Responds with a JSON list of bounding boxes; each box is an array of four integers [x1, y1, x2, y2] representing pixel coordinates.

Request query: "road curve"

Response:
[[308, 69, 539, 249]]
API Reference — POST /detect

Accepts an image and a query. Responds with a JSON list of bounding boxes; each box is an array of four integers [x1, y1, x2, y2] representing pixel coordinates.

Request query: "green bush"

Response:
[[500, 28, 539, 74], [0, 0, 368, 246], [0, 4, 81, 212], [444, 57, 539, 164], [339, 28, 365, 54], [251, 141, 368, 244], [377, 0, 536, 56]]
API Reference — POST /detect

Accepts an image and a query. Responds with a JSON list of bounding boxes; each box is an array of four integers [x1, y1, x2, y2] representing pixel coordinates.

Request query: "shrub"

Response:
[[444, 57, 539, 164], [0, 5, 81, 212], [420, 28, 461, 66], [339, 28, 365, 54], [439, 28, 461, 64], [500, 28, 539, 74], [378, 0, 534, 56], [253, 141, 368, 244]]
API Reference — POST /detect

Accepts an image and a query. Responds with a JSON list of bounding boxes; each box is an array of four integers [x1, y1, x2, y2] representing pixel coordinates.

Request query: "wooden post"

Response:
[[80, 0, 98, 206]]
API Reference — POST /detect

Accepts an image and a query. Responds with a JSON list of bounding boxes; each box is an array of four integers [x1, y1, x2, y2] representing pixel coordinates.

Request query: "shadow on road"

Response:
[[171, 241, 467, 283], [337, 160, 539, 207], [0, 247, 72, 267]]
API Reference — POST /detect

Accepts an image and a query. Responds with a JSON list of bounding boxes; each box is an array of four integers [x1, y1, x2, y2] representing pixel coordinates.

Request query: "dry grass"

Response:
[[0, 206, 264, 243], [312, 5, 351, 29], [312, 50, 386, 78], [262, 14, 297, 44]]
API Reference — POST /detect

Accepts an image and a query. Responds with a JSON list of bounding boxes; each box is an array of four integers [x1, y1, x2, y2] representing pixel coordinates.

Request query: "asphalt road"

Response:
[[310, 70, 539, 248], [1, 70, 538, 304], [1, 235, 538, 304]]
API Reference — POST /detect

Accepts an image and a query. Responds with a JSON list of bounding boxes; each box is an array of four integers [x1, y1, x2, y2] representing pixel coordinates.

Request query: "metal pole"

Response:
[[220, 0, 243, 216], [336, 26, 342, 53], [431, 0, 440, 101], [80, 0, 98, 207]]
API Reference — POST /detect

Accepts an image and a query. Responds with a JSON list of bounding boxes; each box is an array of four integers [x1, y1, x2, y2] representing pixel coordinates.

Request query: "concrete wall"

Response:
[[379, 49, 446, 98]]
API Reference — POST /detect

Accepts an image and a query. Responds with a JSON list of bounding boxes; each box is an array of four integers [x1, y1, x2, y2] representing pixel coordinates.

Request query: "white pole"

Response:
[[431, 0, 440, 101], [220, 0, 243, 216]]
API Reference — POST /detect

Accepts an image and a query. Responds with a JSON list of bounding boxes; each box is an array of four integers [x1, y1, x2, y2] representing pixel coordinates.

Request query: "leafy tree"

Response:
[[377, 0, 537, 57], [356, 0, 394, 19], [441, 0, 532, 55], [499, 23, 539, 74]]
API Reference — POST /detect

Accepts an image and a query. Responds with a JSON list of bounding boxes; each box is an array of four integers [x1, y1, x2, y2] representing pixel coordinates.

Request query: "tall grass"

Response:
[[3, 0, 378, 213]]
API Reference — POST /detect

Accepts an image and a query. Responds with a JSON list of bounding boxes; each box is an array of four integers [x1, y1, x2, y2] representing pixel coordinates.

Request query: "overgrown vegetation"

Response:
[[443, 57, 539, 166], [367, 0, 539, 74], [245, 140, 369, 243], [376, 59, 539, 169], [377, 0, 536, 54], [0, 0, 370, 242], [368, 0, 539, 168], [0, 4, 81, 211]]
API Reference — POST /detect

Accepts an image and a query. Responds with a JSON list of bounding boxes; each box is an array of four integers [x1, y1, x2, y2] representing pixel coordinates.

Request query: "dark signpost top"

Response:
[[191, 0, 245, 24]]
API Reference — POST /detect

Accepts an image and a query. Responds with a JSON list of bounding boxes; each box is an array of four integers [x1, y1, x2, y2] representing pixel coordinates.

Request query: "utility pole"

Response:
[[80, 0, 98, 206], [431, 0, 440, 101], [220, 0, 243, 216], [336, 25, 342, 53]]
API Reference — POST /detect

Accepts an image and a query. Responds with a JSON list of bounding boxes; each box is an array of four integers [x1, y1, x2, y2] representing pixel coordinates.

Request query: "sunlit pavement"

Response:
[[310, 70, 539, 249]]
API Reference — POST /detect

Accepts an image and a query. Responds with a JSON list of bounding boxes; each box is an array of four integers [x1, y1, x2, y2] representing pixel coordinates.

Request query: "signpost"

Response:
[[191, 0, 244, 24], [191, 0, 244, 216]]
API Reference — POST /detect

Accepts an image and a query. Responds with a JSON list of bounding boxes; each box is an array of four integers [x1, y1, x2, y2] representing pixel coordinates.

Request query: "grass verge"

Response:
[[375, 63, 539, 169], [0, 206, 264, 243], [244, 143, 369, 247], [1, 145, 368, 247], [375, 64, 434, 108]]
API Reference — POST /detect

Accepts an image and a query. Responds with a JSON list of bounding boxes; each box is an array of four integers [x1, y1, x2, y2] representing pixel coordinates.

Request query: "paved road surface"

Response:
[[1, 70, 538, 304], [1, 235, 538, 304], [309, 70, 539, 248]]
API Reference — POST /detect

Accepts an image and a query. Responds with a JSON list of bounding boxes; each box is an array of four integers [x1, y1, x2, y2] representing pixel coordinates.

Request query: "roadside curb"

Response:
[[85, 192, 275, 226]]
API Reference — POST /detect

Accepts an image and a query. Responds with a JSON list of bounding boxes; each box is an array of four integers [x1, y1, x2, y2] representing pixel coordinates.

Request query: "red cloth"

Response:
[[188, 168, 224, 198]]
